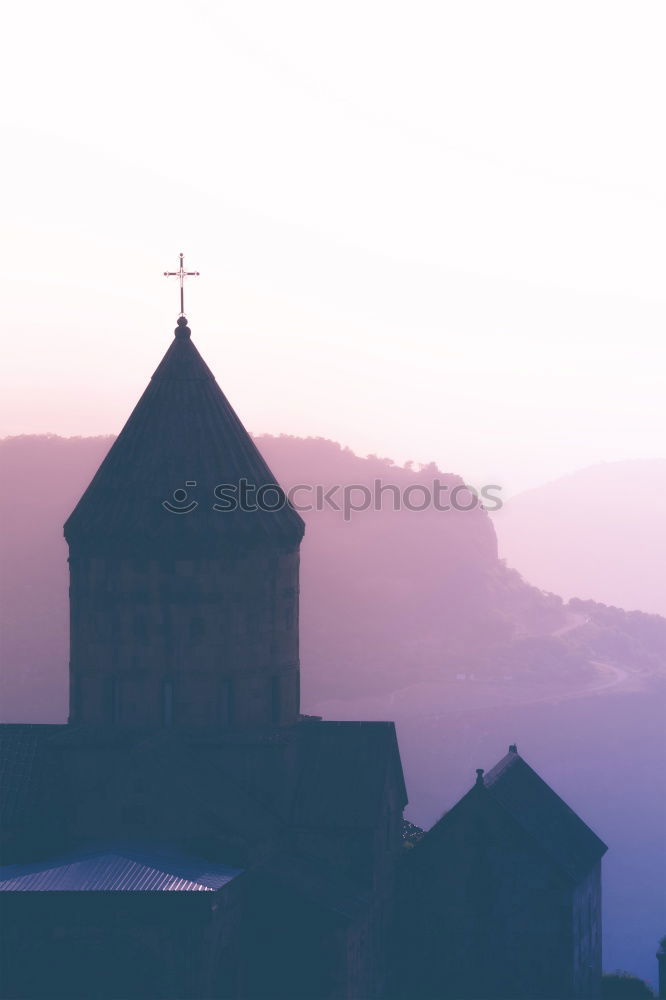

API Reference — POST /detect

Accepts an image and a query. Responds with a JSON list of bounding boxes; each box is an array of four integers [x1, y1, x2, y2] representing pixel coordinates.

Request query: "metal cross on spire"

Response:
[[164, 253, 199, 317]]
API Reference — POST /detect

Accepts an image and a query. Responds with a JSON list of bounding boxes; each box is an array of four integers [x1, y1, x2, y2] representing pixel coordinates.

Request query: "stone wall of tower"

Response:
[[68, 545, 300, 728]]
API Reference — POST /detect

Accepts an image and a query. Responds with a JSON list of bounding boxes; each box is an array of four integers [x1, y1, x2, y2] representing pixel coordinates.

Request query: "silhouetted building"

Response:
[[398, 744, 607, 1000], [0, 314, 607, 999], [64, 314, 304, 730], [0, 315, 406, 999]]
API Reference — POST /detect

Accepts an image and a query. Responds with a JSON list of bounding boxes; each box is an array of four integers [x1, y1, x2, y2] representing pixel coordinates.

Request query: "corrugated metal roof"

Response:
[[0, 849, 242, 892], [63, 325, 304, 552]]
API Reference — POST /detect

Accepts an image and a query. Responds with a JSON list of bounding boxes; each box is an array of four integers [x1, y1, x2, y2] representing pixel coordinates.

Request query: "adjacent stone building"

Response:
[[0, 314, 407, 999], [398, 744, 607, 999]]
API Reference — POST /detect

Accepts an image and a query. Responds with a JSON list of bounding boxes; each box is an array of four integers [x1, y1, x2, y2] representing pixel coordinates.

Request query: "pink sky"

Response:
[[1, 1, 664, 493]]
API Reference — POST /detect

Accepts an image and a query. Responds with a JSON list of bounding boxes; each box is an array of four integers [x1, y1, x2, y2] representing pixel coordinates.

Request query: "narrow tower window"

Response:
[[189, 617, 205, 641], [110, 676, 120, 725], [163, 679, 174, 728], [133, 615, 148, 640], [228, 680, 236, 726], [271, 675, 281, 725], [219, 679, 235, 727]]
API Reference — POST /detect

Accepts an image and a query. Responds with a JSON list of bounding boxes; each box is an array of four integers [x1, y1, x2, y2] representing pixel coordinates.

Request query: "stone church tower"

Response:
[[64, 315, 305, 729]]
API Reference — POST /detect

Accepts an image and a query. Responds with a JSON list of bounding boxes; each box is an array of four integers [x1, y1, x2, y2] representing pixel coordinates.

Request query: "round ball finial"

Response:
[[174, 315, 191, 339]]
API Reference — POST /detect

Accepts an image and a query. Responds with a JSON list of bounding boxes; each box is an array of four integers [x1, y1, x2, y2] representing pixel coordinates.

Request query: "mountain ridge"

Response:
[[0, 435, 664, 723], [494, 458, 666, 616]]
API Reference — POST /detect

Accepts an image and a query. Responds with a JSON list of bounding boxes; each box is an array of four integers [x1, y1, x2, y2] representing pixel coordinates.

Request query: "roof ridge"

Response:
[[483, 753, 608, 881], [486, 753, 607, 845], [64, 327, 305, 548]]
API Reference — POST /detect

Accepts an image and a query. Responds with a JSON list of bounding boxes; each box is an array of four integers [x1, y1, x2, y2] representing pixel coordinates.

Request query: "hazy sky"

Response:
[[1, 1, 664, 492]]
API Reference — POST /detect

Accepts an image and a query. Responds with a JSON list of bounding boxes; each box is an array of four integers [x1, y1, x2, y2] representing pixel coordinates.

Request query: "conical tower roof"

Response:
[[64, 318, 304, 554]]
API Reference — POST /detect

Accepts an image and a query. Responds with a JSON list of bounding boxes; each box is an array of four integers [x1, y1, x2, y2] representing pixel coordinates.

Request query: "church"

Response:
[[0, 292, 607, 999]]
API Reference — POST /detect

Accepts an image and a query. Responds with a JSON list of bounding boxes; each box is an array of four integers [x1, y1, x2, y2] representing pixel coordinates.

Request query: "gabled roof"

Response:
[[0, 720, 405, 869], [64, 320, 304, 552], [421, 747, 607, 884], [481, 748, 607, 883], [0, 848, 241, 892], [13, 725, 291, 869]]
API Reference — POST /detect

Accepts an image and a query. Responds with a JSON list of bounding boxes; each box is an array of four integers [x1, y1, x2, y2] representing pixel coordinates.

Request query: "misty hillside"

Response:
[[1, 435, 664, 723], [493, 459, 666, 616]]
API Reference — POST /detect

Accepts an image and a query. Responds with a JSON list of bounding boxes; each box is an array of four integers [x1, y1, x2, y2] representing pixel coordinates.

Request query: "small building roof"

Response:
[[481, 747, 607, 882], [0, 848, 242, 892], [421, 746, 607, 884]]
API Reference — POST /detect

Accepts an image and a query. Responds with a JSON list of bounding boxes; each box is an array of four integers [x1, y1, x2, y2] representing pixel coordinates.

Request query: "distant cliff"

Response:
[[493, 459, 666, 616]]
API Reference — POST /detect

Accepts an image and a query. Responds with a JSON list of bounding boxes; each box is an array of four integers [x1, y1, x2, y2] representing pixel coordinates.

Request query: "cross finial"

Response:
[[163, 253, 199, 318]]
